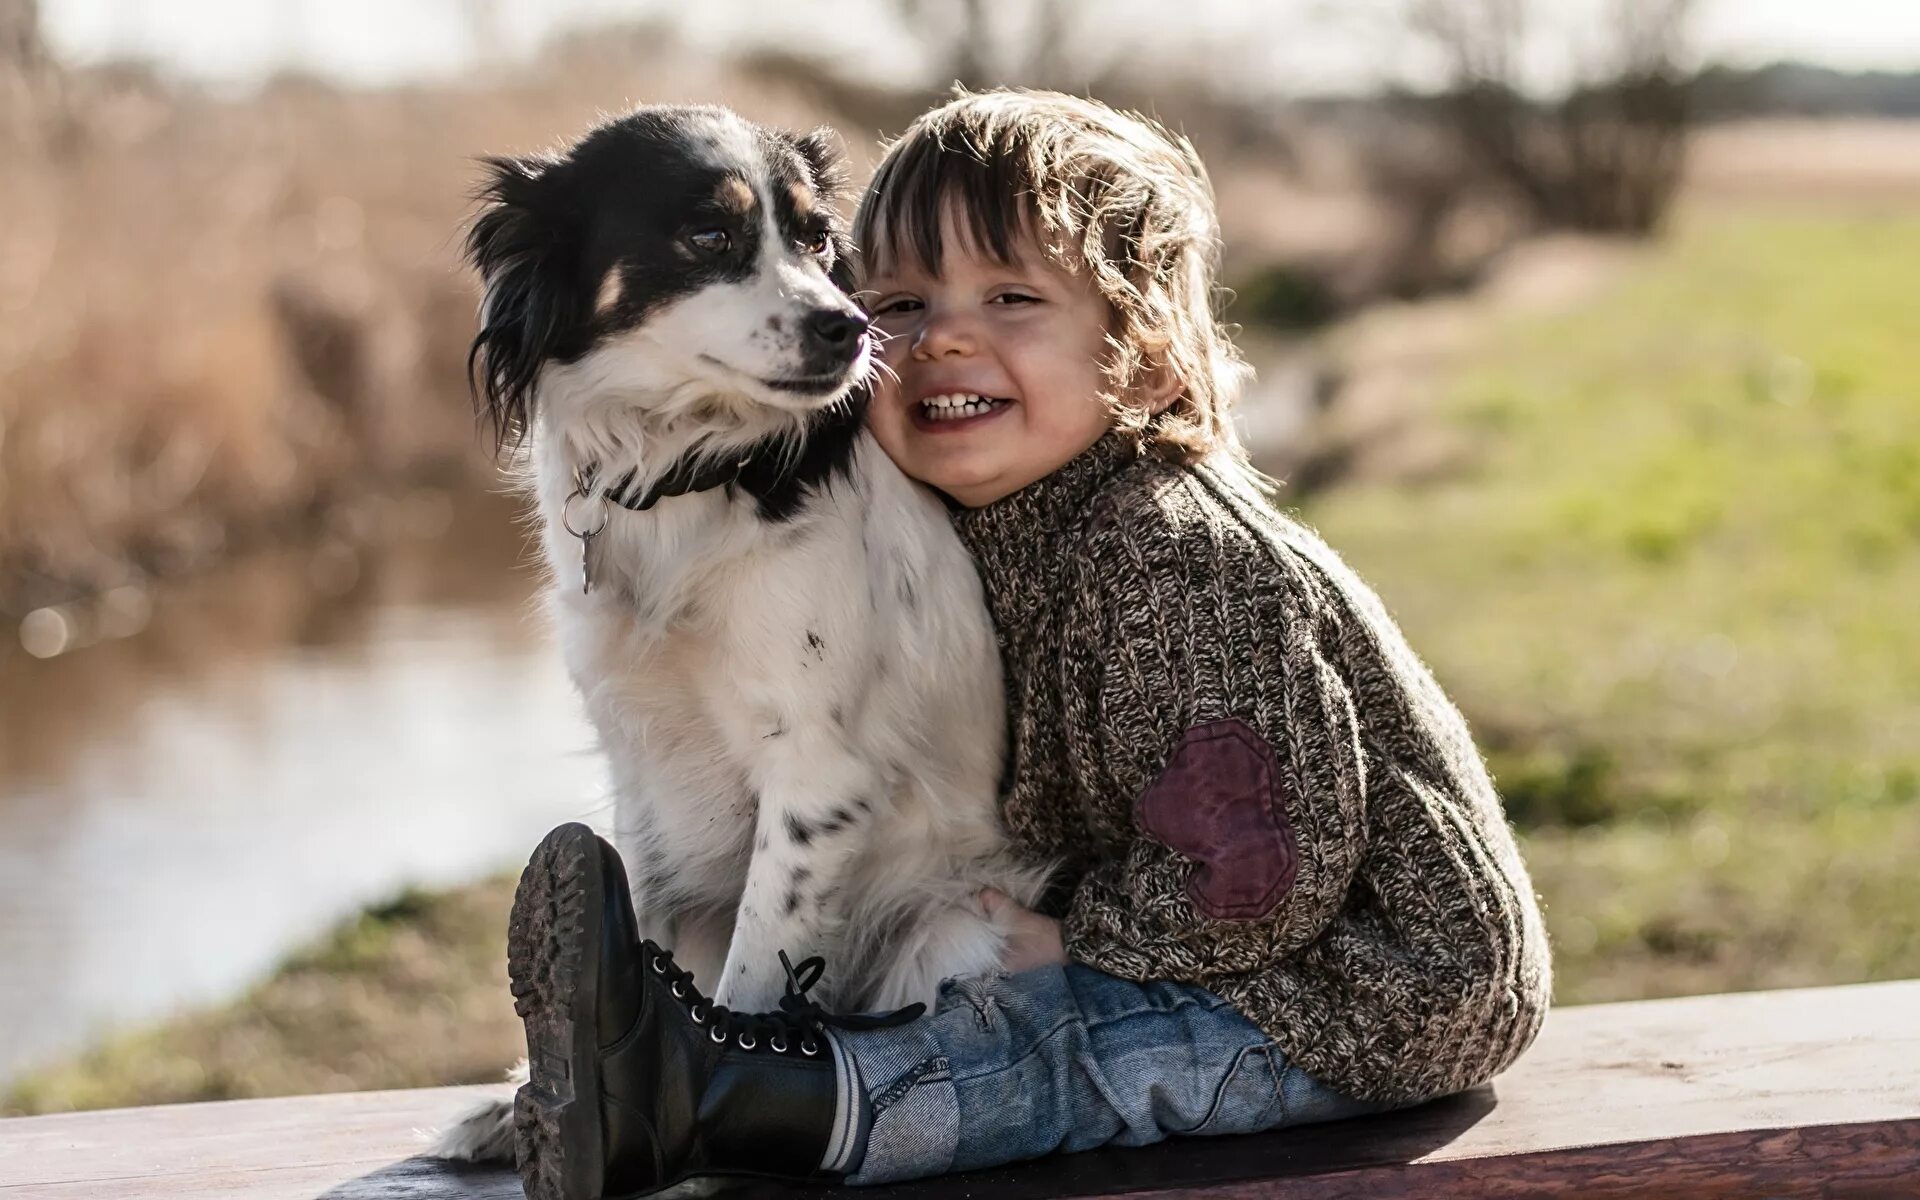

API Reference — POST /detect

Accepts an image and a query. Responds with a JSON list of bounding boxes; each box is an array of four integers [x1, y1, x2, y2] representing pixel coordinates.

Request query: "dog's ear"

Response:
[[789, 126, 851, 205], [466, 154, 576, 450]]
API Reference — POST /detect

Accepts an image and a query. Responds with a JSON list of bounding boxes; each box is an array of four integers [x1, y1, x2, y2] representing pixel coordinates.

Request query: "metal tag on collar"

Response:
[[563, 467, 611, 595]]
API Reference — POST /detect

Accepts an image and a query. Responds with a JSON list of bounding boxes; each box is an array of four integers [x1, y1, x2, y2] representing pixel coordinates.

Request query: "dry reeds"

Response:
[[0, 28, 846, 616]]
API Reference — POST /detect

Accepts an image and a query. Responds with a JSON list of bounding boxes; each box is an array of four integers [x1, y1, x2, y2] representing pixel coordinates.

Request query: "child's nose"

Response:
[[911, 312, 977, 359]]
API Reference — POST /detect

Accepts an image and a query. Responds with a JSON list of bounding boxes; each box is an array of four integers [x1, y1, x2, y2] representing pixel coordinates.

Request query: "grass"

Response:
[[1294, 206, 1920, 1002]]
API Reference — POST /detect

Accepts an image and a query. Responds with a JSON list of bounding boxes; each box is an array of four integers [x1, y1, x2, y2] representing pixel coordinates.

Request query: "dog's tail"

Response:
[[426, 1059, 526, 1163]]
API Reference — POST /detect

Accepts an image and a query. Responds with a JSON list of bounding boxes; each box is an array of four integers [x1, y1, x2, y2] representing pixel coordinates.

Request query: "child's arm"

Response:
[[1056, 516, 1369, 982]]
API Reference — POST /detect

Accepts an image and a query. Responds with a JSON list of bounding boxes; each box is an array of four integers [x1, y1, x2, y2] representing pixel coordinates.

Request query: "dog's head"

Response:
[[466, 106, 869, 446]]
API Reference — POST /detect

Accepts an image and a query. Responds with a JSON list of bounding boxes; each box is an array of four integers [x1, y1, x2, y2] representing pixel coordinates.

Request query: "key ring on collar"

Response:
[[562, 472, 610, 540]]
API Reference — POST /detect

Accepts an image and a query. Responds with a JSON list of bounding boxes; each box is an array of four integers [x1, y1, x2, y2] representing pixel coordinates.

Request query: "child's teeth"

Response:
[[921, 393, 1001, 421]]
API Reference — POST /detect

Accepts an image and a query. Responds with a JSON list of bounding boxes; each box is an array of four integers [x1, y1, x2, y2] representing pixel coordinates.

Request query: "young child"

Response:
[[508, 90, 1551, 1199]]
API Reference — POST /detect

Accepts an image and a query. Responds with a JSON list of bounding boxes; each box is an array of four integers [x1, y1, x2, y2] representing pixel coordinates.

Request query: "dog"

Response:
[[432, 105, 1047, 1163]]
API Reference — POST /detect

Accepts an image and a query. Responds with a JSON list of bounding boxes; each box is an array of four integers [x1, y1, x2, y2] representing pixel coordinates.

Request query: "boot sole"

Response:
[[508, 822, 607, 1200]]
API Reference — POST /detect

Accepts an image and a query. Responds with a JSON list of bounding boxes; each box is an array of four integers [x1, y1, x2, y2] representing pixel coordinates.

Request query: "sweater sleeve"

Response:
[[1057, 496, 1370, 982]]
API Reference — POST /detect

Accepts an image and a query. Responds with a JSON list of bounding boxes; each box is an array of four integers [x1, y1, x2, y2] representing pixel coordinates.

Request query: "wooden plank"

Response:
[[0, 1085, 521, 1198], [1, 979, 1916, 1199]]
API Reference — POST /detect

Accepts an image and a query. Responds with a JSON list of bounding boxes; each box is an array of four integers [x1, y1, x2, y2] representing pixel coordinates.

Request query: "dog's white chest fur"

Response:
[[539, 434, 1040, 1012]]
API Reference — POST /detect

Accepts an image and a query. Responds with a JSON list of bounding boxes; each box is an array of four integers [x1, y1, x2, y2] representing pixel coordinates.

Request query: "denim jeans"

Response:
[[825, 963, 1385, 1186]]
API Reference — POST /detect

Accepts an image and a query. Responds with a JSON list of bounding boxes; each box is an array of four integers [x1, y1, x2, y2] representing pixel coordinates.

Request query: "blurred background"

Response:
[[2, 0, 1916, 1113]]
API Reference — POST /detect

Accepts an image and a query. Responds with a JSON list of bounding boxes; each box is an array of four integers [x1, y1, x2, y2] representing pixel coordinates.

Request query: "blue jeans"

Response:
[[824, 963, 1385, 1185]]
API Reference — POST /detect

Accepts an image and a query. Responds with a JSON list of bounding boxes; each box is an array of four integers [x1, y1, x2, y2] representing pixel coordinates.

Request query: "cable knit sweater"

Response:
[[951, 432, 1553, 1104]]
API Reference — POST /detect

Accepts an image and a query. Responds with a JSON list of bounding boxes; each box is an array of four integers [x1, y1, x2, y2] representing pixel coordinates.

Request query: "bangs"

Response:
[[856, 132, 1043, 279]]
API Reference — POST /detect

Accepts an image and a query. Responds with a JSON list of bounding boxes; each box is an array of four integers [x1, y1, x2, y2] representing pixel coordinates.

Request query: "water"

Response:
[[0, 489, 606, 1087]]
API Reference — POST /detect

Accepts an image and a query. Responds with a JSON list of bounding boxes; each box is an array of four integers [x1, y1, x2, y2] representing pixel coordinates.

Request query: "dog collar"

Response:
[[562, 450, 761, 595], [584, 453, 753, 513]]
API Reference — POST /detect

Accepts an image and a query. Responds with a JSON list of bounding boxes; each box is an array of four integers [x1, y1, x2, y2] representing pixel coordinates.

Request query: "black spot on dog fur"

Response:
[[805, 631, 826, 661], [784, 811, 816, 846]]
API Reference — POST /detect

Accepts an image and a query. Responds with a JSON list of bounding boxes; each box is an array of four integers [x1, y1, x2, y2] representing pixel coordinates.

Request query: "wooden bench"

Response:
[[4, 979, 1916, 1199]]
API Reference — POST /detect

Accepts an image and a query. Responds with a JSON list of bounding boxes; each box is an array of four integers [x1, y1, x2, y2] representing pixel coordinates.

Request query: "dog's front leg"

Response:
[[715, 746, 875, 1012]]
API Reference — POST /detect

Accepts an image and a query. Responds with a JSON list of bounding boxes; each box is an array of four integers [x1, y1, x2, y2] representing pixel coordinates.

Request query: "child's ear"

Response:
[[1137, 355, 1185, 415]]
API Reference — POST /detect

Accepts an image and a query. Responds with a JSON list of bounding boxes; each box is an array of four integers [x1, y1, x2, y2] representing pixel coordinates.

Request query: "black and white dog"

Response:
[[434, 106, 1044, 1161]]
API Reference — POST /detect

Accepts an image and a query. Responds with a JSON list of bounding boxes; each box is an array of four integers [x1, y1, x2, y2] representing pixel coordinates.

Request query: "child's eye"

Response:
[[990, 292, 1041, 306], [870, 297, 923, 316]]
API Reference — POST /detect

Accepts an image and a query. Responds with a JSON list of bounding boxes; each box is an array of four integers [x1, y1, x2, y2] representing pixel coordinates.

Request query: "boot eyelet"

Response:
[[671, 981, 686, 998], [737, 1034, 757, 1050], [801, 1040, 820, 1056], [710, 1026, 728, 1044], [690, 1002, 709, 1023], [770, 1036, 789, 1053], [651, 956, 668, 974]]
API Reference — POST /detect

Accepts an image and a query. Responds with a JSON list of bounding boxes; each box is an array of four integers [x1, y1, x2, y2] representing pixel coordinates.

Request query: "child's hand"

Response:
[[980, 887, 1067, 973]]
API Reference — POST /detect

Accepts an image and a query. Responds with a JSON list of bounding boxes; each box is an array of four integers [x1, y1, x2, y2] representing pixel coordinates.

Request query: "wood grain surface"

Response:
[[3, 978, 1916, 1199]]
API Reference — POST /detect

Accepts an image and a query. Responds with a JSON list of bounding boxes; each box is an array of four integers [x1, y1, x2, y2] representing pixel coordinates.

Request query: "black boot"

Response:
[[506, 822, 922, 1200]]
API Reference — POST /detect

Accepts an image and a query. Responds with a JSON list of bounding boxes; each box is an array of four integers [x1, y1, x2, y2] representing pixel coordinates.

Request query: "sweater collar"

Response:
[[950, 430, 1142, 633]]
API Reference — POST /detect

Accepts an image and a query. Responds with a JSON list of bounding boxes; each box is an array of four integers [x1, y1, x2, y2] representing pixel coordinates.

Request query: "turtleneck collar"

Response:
[[949, 430, 1144, 636]]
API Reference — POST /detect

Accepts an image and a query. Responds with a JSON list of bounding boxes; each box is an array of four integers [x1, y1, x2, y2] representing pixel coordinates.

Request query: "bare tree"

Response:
[[1, 0, 57, 149], [1406, 0, 1694, 234], [0, 0, 40, 66], [892, 0, 1113, 92], [455, 0, 507, 70]]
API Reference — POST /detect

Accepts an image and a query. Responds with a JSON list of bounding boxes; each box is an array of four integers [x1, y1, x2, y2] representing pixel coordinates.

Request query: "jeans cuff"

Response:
[[841, 1018, 957, 1185]]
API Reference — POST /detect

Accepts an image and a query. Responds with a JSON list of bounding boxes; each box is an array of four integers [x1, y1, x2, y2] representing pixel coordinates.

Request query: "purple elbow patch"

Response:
[[1135, 718, 1298, 920]]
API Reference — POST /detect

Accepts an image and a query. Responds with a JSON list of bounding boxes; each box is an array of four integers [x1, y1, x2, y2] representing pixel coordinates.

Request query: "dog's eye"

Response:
[[688, 229, 732, 255], [802, 231, 832, 257]]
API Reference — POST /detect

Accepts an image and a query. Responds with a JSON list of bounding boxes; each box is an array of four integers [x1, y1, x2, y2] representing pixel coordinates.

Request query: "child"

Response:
[[508, 90, 1551, 1199]]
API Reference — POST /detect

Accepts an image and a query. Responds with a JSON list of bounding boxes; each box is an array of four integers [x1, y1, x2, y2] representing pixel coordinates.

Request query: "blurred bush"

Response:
[[1230, 263, 1341, 331]]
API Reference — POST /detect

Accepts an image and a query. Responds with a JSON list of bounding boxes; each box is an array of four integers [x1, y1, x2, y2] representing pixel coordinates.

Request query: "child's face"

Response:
[[862, 216, 1115, 508]]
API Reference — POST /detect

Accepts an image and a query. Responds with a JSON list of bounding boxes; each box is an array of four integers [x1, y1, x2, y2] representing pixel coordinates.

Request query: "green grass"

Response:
[[1296, 209, 1920, 1002], [2, 879, 522, 1116]]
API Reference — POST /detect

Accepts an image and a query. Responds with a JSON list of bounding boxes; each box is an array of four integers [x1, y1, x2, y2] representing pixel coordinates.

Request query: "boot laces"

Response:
[[644, 941, 925, 1056]]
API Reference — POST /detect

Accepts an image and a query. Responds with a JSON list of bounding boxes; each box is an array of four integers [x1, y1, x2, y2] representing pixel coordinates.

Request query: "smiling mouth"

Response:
[[918, 392, 1014, 422]]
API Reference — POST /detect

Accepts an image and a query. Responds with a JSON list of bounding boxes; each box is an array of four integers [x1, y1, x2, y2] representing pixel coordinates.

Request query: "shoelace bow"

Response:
[[644, 942, 926, 1056]]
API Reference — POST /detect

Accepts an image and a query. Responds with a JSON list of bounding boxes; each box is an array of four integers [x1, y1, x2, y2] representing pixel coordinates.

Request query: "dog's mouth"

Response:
[[697, 351, 868, 402], [763, 372, 860, 395]]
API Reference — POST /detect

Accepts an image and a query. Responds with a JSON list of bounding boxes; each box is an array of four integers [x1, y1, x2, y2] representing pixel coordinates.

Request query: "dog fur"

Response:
[[431, 105, 1045, 1163]]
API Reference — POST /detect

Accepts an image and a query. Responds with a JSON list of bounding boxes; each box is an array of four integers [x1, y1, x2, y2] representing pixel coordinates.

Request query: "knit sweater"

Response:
[[951, 432, 1553, 1104]]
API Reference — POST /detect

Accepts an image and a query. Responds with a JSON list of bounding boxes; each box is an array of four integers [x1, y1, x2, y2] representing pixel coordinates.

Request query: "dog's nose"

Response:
[[804, 308, 869, 352]]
